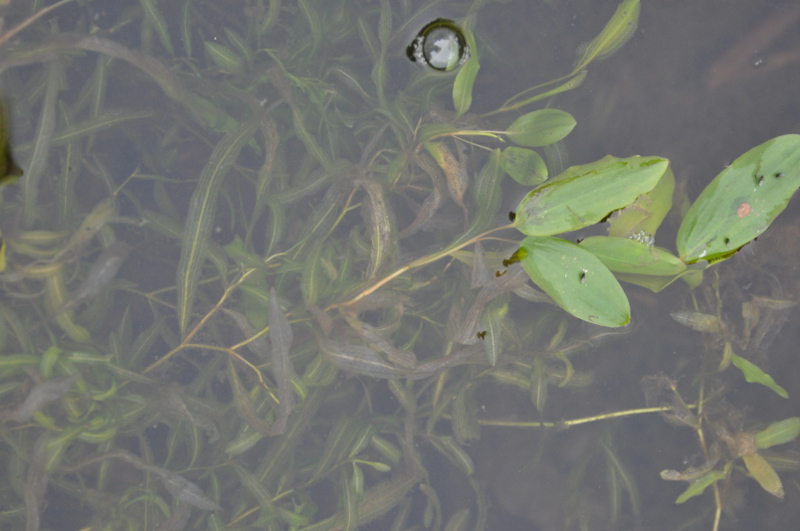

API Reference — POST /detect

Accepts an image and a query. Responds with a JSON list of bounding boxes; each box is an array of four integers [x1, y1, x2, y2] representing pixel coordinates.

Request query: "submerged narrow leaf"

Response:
[[675, 468, 728, 504], [573, 0, 640, 74], [453, 26, 479, 118], [730, 352, 788, 398], [6, 373, 80, 423], [755, 417, 800, 450], [176, 119, 258, 335], [268, 288, 296, 434]]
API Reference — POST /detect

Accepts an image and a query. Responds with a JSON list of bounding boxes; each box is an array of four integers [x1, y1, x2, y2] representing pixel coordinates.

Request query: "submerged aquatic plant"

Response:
[[0, 1, 798, 530]]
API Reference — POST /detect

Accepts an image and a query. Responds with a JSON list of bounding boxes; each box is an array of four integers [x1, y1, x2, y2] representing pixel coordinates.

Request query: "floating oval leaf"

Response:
[[676, 134, 800, 264], [517, 236, 631, 327], [506, 109, 576, 148], [501, 146, 548, 186], [515, 155, 669, 236]]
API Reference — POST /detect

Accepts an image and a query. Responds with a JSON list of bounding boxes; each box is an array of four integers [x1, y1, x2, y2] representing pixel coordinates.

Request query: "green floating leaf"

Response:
[[579, 236, 686, 292], [755, 417, 800, 450], [677, 134, 800, 264], [514, 155, 669, 237], [506, 109, 576, 148], [573, 0, 640, 74], [501, 146, 548, 186], [730, 352, 788, 398], [517, 237, 631, 327], [675, 468, 728, 504], [452, 26, 480, 118]]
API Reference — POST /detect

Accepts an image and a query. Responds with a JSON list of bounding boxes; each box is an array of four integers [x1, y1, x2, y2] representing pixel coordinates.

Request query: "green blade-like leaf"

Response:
[[517, 236, 631, 327], [176, 119, 259, 335], [572, 0, 640, 74], [139, 0, 175, 56], [506, 109, 576, 148], [677, 134, 800, 264], [755, 418, 800, 450], [514, 155, 668, 236], [730, 352, 788, 398], [675, 468, 728, 504], [453, 26, 480, 118]]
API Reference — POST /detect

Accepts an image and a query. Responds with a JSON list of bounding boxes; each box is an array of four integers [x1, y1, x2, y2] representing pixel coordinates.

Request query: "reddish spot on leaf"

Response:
[[737, 203, 751, 218]]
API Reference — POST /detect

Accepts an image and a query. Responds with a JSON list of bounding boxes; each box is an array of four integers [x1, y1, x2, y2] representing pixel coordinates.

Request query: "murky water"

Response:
[[0, 1, 798, 530]]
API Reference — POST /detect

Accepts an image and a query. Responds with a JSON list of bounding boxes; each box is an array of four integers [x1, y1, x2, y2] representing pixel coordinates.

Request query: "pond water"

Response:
[[0, 1, 798, 530]]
